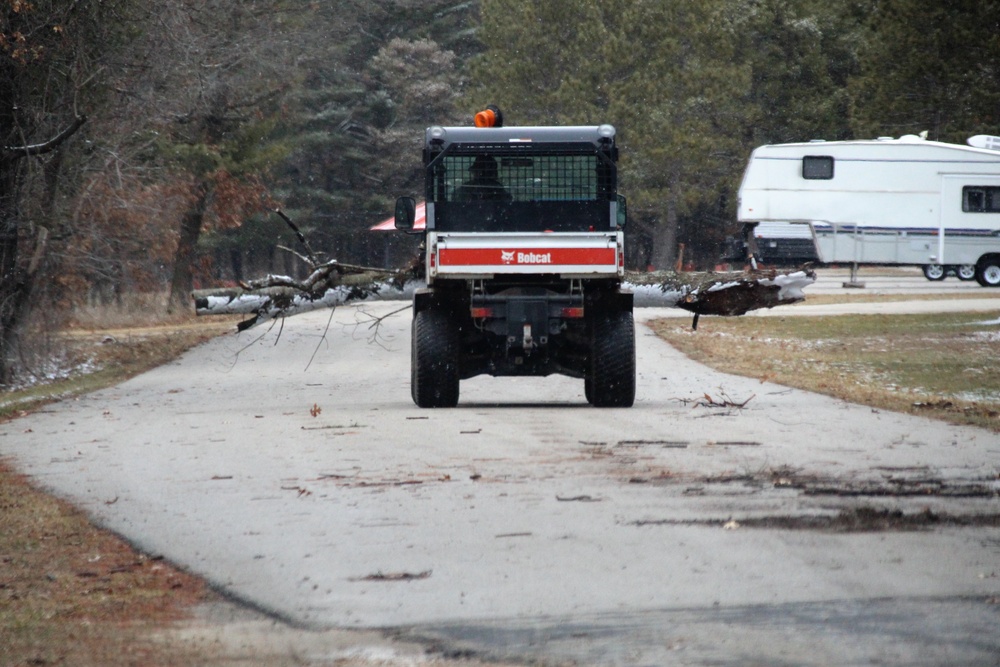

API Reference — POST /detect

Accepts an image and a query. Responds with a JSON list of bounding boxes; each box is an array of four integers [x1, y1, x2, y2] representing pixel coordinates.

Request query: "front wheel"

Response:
[[956, 264, 976, 281], [976, 257, 1000, 288], [412, 309, 460, 407], [922, 264, 946, 281], [588, 310, 636, 408]]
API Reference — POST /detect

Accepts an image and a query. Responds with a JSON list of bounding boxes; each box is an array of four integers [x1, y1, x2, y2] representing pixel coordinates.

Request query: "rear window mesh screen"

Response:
[[435, 154, 608, 202]]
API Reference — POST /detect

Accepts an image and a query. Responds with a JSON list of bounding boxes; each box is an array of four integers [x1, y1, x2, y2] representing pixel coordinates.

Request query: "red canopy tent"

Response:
[[371, 201, 426, 231]]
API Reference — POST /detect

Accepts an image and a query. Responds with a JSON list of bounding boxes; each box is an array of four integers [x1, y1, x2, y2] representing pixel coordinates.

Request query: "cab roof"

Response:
[[425, 125, 616, 149]]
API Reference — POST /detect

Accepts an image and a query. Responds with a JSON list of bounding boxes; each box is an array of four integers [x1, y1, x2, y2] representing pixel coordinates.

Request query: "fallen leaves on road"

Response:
[[353, 570, 432, 582], [556, 495, 602, 502]]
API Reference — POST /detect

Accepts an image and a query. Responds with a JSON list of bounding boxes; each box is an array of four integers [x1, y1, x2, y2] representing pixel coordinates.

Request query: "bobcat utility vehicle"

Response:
[[395, 107, 634, 408]]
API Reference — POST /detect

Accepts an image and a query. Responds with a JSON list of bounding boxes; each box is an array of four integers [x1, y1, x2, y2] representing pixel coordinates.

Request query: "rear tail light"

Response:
[[470, 307, 494, 319]]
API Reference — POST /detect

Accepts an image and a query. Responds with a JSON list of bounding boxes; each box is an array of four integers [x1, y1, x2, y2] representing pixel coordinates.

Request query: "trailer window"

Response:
[[802, 156, 834, 180], [963, 186, 1000, 213]]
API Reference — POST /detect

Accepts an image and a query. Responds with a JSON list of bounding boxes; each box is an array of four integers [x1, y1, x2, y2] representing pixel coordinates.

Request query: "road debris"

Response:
[[353, 570, 432, 582]]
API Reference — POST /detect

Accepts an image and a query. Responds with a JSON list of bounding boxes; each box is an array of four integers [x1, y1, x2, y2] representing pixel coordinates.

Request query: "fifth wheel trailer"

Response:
[[737, 134, 1000, 286]]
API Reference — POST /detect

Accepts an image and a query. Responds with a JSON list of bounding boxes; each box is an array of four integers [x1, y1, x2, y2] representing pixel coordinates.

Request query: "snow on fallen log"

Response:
[[627, 267, 816, 316], [191, 209, 816, 331], [193, 279, 420, 332], [194, 266, 815, 332]]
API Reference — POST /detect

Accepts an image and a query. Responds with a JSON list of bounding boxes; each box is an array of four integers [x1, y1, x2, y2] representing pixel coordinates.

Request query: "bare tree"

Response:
[[0, 0, 147, 385], [125, 1, 301, 312]]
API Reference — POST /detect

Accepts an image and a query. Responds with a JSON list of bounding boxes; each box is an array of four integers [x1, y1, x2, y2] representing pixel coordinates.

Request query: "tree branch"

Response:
[[275, 208, 320, 266], [627, 267, 815, 317], [3, 115, 88, 161]]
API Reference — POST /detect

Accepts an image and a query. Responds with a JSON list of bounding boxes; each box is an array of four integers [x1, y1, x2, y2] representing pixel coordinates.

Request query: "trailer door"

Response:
[[940, 174, 1000, 265]]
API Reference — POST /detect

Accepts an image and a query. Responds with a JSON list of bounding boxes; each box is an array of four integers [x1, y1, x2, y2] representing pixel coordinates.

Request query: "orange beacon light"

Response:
[[474, 105, 503, 128]]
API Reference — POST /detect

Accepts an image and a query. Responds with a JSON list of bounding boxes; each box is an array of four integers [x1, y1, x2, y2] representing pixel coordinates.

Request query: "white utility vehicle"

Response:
[[394, 107, 634, 407]]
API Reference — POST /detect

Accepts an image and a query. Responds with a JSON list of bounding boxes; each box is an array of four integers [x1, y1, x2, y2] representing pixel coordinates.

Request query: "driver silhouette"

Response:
[[456, 155, 511, 202]]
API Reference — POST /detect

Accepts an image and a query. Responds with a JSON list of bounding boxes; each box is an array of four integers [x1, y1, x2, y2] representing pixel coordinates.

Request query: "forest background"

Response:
[[1, 0, 998, 386]]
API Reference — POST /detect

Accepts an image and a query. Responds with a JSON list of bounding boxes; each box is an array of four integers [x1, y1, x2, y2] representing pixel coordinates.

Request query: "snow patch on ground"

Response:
[[759, 270, 814, 301], [969, 330, 1000, 343], [3, 357, 100, 393]]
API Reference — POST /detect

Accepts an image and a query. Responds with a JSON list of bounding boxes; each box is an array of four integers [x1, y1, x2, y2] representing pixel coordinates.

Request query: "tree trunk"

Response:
[[168, 182, 210, 313], [0, 114, 84, 385], [0, 158, 23, 386], [649, 176, 680, 270], [0, 227, 46, 387]]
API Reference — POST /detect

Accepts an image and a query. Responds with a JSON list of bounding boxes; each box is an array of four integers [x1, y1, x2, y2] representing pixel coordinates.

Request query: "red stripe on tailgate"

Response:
[[438, 247, 616, 266]]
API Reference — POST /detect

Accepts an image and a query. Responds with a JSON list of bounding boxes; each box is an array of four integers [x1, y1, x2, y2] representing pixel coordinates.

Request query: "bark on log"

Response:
[[627, 267, 816, 316], [193, 259, 815, 332], [192, 262, 420, 331]]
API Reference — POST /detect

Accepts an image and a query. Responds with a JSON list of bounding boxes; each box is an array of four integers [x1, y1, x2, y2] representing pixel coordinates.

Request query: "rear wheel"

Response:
[[956, 264, 976, 281], [976, 257, 1000, 288], [922, 264, 946, 281], [588, 310, 636, 408], [412, 309, 460, 407], [410, 317, 418, 404]]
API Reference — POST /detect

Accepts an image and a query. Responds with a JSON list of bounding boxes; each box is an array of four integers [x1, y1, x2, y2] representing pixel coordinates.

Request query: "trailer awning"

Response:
[[371, 201, 426, 231]]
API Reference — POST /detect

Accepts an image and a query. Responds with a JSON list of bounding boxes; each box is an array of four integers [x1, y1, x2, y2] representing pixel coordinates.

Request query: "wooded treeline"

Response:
[[2, 0, 998, 385]]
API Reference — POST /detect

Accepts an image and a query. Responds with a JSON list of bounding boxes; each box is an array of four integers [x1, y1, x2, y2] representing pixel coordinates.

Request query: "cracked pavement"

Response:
[[3, 291, 999, 666]]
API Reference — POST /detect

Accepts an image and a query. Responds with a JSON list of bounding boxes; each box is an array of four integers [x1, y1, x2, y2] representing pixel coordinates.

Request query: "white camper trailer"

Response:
[[737, 135, 1000, 286]]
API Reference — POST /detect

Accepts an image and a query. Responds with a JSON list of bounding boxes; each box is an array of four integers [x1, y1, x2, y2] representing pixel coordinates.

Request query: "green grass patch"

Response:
[[649, 311, 1000, 431]]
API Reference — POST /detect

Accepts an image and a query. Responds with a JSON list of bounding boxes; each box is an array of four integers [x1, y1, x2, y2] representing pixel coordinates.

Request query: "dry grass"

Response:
[[650, 311, 1000, 432], [0, 304, 238, 666], [1, 316, 239, 421], [0, 462, 217, 667]]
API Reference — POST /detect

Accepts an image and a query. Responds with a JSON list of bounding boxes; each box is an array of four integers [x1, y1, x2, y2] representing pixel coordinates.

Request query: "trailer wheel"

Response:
[[412, 309, 460, 407], [922, 264, 946, 281], [976, 257, 1000, 288], [956, 264, 976, 281], [588, 310, 636, 408]]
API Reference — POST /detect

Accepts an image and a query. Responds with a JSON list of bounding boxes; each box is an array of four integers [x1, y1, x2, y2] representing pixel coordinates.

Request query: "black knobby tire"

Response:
[[589, 310, 636, 408], [410, 317, 418, 405], [412, 309, 460, 408]]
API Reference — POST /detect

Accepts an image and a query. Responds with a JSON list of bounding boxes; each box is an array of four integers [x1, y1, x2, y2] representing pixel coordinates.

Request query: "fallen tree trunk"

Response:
[[192, 263, 419, 332], [627, 267, 815, 315], [194, 261, 815, 331], [194, 209, 816, 330]]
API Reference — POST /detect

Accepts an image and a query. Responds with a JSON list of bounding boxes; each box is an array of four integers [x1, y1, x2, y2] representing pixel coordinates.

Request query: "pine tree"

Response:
[[849, 0, 1000, 141], [473, 0, 747, 269]]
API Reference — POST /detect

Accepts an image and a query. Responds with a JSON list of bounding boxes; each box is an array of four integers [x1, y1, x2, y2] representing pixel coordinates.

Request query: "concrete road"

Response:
[[3, 284, 1000, 665], [807, 265, 993, 295]]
